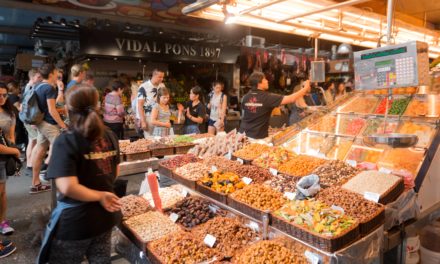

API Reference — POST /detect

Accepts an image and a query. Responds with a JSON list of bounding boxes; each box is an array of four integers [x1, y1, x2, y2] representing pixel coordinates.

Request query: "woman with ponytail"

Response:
[[38, 85, 122, 264]]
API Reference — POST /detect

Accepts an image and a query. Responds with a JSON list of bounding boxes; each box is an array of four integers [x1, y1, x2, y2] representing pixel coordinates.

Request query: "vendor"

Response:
[[239, 72, 311, 139]]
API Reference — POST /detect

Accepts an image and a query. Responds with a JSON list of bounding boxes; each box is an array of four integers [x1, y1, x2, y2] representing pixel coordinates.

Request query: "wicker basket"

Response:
[[174, 144, 195, 155], [195, 182, 228, 204], [151, 147, 174, 157], [359, 207, 385, 236], [271, 215, 360, 252], [379, 179, 405, 205], [125, 151, 151, 162], [227, 197, 269, 222]]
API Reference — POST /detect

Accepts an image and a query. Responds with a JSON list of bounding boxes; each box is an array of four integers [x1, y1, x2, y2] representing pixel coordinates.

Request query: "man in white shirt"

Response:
[[136, 69, 165, 137]]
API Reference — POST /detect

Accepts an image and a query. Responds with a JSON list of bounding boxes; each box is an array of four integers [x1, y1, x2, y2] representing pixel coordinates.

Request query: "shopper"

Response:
[[38, 85, 122, 264], [136, 69, 165, 137], [323, 81, 335, 105], [6, 82, 26, 148], [335, 82, 346, 100], [103, 80, 125, 139], [239, 72, 311, 139], [183, 86, 206, 134], [31, 63, 67, 194], [66, 64, 86, 92], [84, 74, 95, 87], [207, 81, 227, 135], [151, 87, 178, 137], [22, 69, 42, 173]]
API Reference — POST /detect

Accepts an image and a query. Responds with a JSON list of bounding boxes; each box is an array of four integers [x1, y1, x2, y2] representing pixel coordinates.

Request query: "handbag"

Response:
[[0, 129, 21, 176]]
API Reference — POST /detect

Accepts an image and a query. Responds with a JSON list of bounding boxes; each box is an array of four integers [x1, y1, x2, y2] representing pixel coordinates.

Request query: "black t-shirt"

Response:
[[47, 129, 122, 240], [35, 82, 58, 125], [184, 101, 206, 126], [239, 89, 283, 139]]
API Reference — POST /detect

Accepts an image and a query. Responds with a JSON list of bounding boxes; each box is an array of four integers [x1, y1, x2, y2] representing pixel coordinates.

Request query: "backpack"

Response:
[[19, 83, 44, 125]]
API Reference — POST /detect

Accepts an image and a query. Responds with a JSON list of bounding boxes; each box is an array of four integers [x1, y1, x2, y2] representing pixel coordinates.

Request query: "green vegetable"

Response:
[[388, 98, 410, 115]]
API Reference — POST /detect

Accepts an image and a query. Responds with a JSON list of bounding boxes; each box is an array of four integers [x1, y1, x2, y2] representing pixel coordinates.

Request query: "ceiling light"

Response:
[[224, 13, 237, 24], [125, 23, 131, 30], [74, 19, 80, 28], [46, 16, 53, 24], [159, 31, 163, 34], [60, 18, 66, 26]]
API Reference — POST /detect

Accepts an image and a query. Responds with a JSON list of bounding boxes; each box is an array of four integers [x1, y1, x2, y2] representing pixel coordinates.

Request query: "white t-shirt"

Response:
[[135, 80, 165, 119], [209, 93, 223, 121]]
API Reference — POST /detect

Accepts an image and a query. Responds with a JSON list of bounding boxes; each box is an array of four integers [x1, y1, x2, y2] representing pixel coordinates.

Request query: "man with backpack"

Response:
[[22, 63, 66, 194]]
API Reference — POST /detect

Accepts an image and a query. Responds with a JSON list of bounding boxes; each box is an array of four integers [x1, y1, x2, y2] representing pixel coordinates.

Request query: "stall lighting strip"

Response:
[[188, 0, 440, 58]]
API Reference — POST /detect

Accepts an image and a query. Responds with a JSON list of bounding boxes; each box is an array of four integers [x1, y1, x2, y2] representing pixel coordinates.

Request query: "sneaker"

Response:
[[39, 172, 49, 183], [29, 184, 51, 194], [0, 240, 12, 248], [0, 244, 16, 258], [0, 221, 14, 236]]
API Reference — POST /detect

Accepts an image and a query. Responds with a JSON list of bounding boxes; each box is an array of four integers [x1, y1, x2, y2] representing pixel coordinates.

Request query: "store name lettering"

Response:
[[115, 38, 221, 58]]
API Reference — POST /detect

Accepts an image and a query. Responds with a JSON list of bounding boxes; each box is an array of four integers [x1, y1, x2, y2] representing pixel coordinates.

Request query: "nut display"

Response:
[[233, 240, 307, 264], [188, 131, 248, 158], [230, 184, 286, 211], [119, 139, 153, 154], [148, 142, 170, 150], [124, 211, 180, 242], [278, 155, 326, 177], [232, 165, 273, 184], [309, 115, 336, 133], [312, 160, 360, 187], [398, 121, 435, 147], [175, 162, 211, 181], [119, 195, 150, 219], [388, 97, 410, 115], [166, 197, 217, 228], [233, 143, 271, 160], [378, 148, 424, 175], [143, 185, 186, 209], [316, 187, 384, 223], [253, 147, 296, 169], [342, 170, 403, 198], [149, 231, 221, 264], [159, 154, 201, 170], [202, 156, 242, 172], [199, 171, 246, 194], [193, 217, 258, 257], [264, 173, 299, 193], [275, 199, 357, 237]]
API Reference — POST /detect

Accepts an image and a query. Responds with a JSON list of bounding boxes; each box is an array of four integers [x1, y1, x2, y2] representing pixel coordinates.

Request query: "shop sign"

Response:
[[80, 29, 239, 64]]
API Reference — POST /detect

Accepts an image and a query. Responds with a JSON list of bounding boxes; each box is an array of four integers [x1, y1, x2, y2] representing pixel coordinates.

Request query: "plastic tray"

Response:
[[118, 222, 148, 252], [404, 94, 440, 117], [397, 121, 436, 148], [227, 196, 268, 222], [195, 182, 228, 204], [271, 215, 360, 252], [378, 148, 425, 175]]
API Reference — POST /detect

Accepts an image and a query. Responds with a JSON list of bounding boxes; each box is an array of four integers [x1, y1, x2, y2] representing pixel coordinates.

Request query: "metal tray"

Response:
[[363, 133, 418, 148]]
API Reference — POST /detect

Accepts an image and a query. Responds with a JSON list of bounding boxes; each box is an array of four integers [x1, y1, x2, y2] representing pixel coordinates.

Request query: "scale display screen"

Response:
[[354, 41, 429, 90]]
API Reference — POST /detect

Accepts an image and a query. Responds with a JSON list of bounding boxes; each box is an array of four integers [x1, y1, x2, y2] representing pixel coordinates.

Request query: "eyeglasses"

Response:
[[0, 94, 8, 98]]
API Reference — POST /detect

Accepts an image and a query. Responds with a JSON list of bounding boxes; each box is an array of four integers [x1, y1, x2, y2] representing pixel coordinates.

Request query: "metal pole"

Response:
[[386, 0, 394, 45], [314, 38, 319, 60]]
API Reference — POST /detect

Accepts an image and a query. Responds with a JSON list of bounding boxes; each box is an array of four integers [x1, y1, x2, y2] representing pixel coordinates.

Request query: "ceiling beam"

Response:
[[277, 0, 373, 23], [239, 0, 287, 15]]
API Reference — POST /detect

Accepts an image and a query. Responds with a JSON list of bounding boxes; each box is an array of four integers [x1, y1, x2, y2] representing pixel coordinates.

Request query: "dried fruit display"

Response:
[[234, 240, 307, 264], [232, 165, 273, 184], [120, 195, 150, 219], [374, 98, 393, 114], [316, 187, 384, 223], [175, 162, 211, 181], [272, 125, 301, 143], [230, 184, 286, 211], [191, 133, 215, 139], [345, 145, 384, 164], [340, 118, 366, 136], [253, 147, 296, 169], [188, 131, 248, 158], [362, 119, 399, 136], [278, 155, 326, 177], [199, 171, 246, 194], [159, 154, 200, 170], [309, 115, 336, 133], [312, 160, 360, 187], [193, 217, 258, 257], [338, 96, 379, 114], [233, 143, 271, 160], [173, 135, 195, 144], [398, 122, 435, 147], [342, 171, 402, 198], [119, 139, 153, 154], [149, 231, 221, 264], [378, 148, 424, 175], [202, 156, 242, 172], [405, 96, 440, 117], [124, 211, 180, 242], [275, 199, 357, 237], [143, 186, 186, 209], [264, 174, 299, 193], [325, 139, 353, 161], [303, 134, 326, 154], [388, 97, 411, 115], [166, 197, 217, 228]]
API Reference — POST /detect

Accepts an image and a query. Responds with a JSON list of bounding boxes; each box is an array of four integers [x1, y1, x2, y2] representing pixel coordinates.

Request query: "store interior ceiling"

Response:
[[0, 0, 439, 65]]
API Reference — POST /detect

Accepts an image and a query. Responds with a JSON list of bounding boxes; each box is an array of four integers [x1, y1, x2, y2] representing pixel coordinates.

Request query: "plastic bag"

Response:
[[295, 174, 321, 200], [384, 190, 419, 230]]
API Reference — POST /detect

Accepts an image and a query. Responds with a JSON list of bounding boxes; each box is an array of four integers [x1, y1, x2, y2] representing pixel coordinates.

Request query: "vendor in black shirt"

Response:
[[239, 72, 311, 139], [179, 86, 206, 134], [41, 85, 121, 264]]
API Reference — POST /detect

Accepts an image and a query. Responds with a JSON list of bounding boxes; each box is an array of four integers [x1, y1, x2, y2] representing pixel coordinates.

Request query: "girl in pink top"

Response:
[[103, 81, 125, 139]]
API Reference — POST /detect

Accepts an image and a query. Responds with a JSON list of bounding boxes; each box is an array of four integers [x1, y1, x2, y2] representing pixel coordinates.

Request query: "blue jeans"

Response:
[[185, 125, 200, 134]]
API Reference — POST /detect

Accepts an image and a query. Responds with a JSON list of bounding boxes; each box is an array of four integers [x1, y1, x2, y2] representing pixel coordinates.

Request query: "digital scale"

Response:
[[354, 41, 430, 90]]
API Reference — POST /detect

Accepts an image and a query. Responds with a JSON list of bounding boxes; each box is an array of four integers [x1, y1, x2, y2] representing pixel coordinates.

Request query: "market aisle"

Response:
[[0, 168, 143, 264]]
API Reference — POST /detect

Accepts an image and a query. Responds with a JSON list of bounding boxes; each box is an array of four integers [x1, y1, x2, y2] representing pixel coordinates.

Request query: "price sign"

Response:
[[364, 192, 380, 203], [169, 213, 179, 223], [204, 234, 217, 248], [211, 166, 218, 172], [269, 168, 278, 176], [379, 167, 392, 174], [242, 177, 253, 185], [284, 192, 296, 200], [247, 221, 260, 232], [181, 189, 188, 197], [225, 151, 232, 160], [331, 205, 345, 214], [237, 158, 244, 164], [209, 204, 219, 213]]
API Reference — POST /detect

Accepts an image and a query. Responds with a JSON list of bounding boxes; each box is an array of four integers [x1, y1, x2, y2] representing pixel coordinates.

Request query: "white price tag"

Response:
[[284, 192, 296, 200], [379, 167, 392, 174], [269, 143, 274, 147], [169, 213, 179, 223], [305, 250, 320, 264], [242, 177, 253, 185], [346, 159, 357, 167], [204, 234, 216, 248], [364, 192, 380, 203], [237, 158, 244, 164], [211, 166, 218, 172], [225, 151, 232, 160], [316, 153, 326, 159], [247, 221, 260, 232], [208, 204, 219, 213], [269, 168, 278, 176], [181, 189, 188, 197], [331, 205, 345, 214]]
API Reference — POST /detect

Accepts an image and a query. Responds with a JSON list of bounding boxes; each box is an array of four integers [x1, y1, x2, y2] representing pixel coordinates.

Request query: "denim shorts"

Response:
[[184, 125, 200, 134], [208, 119, 216, 127]]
